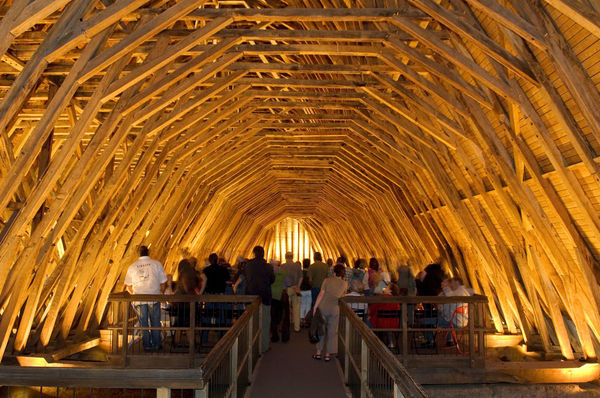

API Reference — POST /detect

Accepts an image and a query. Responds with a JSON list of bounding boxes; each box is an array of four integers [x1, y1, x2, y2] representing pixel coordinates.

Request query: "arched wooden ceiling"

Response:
[[0, 0, 600, 363]]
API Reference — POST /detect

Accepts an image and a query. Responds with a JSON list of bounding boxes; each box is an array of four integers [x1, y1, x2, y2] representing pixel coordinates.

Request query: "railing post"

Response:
[[478, 302, 486, 363], [394, 383, 405, 398], [469, 302, 475, 367], [258, 302, 263, 354], [122, 302, 128, 364], [112, 302, 119, 355], [248, 315, 253, 385], [401, 302, 408, 365], [344, 316, 350, 384], [157, 388, 170, 398], [360, 338, 368, 398], [195, 385, 208, 398], [189, 300, 196, 367], [231, 337, 239, 398]]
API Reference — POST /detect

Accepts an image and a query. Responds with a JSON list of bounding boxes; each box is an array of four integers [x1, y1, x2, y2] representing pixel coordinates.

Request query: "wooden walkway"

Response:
[[249, 329, 348, 398]]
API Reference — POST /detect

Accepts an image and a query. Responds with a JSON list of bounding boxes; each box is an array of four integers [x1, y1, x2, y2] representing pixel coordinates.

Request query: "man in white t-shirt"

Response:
[[124, 246, 167, 351]]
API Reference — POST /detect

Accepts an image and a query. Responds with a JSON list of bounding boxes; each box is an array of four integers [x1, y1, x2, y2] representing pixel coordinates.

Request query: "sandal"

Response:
[[312, 354, 321, 360], [324, 354, 331, 362]]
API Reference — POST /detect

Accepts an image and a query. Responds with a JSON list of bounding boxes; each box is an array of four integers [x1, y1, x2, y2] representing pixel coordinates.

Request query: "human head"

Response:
[[357, 258, 367, 269], [253, 245, 265, 259], [285, 251, 294, 261], [333, 263, 345, 277], [270, 259, 280, 268], [314, 252, 322, 261], [336, 256, 347, 266], [208, 253, 218, 265], [450, 277, 464, 290], [326, 258, 333, 267], [139, 246, 149, 257], [369, 257, 379, 271], [302, 258, 310, 269], [188, 256, 198, 269], [177, 259, 192, 275]]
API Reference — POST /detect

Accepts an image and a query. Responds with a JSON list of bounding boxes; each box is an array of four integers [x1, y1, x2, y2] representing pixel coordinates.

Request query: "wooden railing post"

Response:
[[401, 302, 408, 365], [231, 337, 239, 398], [248, 315, 253, 384], [157, 388, 171, 398], [469, 302, 475, 367], [344, 316, 350, 384], [360, 338, 368, 398], [122, 302, 129, 364], [112, 302, 118, 355], [394, 383, 405, 398], [478, 302, 486, 363], [189, 300, 196, 367], [194, 386, 207, 398]]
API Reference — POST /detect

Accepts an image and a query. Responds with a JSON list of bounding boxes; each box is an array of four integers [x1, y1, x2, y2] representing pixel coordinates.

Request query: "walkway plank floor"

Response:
[[249, 330, 348, 398]]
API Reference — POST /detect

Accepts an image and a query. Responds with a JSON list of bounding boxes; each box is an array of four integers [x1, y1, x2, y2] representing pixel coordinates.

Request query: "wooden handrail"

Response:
[[341, 294, 488, 304], [108, 292, 259, 303], [199, 297, 261, 381], [339, 302, 429, 398]]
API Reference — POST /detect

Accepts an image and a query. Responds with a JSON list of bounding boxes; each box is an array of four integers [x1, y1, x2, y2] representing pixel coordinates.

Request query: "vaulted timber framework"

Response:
[[0, 0, 600, 365]]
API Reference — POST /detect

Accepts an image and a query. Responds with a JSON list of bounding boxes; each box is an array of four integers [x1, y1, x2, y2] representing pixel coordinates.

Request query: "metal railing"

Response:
[[341, 295, 489, 368], [338, 301, 429, 398], [106, 293, 258, 368]]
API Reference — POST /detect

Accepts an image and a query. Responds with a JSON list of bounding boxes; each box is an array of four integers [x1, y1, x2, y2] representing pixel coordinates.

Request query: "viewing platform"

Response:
[[1, 294, 598, 398]]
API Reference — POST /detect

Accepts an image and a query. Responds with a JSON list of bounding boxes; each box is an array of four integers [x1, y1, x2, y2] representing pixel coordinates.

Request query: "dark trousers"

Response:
[[310, 287, 321, 308], [270, 291, 290, 342]]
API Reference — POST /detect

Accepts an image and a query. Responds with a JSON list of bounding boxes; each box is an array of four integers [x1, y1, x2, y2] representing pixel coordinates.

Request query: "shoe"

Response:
[[324, 354, 331, 362], [312, 354, 321, 360]]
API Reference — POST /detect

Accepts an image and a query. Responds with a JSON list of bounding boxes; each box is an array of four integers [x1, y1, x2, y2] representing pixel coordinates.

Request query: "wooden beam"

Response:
[[543, 0, 600, 39]]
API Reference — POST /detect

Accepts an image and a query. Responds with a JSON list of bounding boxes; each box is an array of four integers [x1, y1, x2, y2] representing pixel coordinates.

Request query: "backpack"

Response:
[[351, 268, 365, 285]]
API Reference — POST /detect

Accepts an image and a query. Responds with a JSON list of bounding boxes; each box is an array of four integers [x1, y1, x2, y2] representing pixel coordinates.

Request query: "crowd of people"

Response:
[[124, 245, 472, 357]]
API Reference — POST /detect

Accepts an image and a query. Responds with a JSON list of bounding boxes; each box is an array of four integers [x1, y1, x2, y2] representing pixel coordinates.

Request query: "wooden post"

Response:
[[394, 383, 405, 398], [194, 386, 207, 398], [247, 316, 253, 384], [157, 388, 170, 398], [122, 302, 128, 365], [111, 302, 119, 355], [189, 299, 196, 367], [478, 302, 485, 363], [360, 339, 368, 398], [469, 302, 475, 368], [344, 316, 350, 384], [231, 337, 238, 398], [402, 302, 408, 365]]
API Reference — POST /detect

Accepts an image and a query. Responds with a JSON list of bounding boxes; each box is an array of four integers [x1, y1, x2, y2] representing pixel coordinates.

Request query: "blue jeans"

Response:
[[201, 302, 230, 344], [437, 318, 452, 342], [423, 317, 437, 344], [135, 303, 161, 350], [311, 287, 320, 308]]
